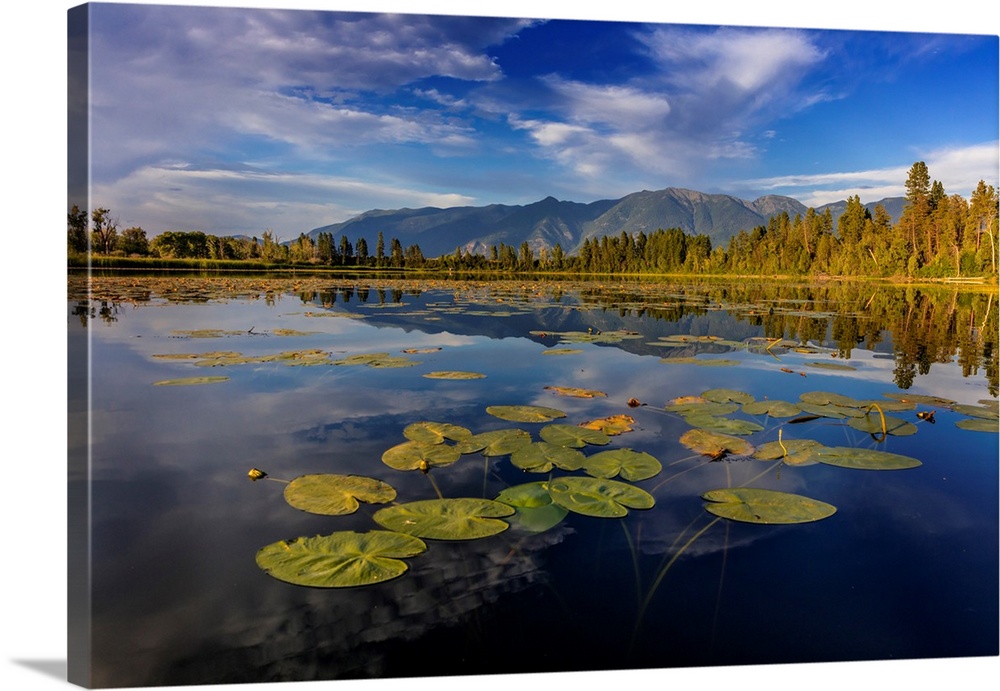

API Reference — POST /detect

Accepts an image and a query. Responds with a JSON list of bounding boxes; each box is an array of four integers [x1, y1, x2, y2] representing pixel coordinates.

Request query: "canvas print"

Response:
[[67, 2, 998, 688]]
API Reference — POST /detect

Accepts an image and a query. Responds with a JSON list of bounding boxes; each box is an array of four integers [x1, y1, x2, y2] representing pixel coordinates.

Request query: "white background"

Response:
[[3, 1, 997, 690]]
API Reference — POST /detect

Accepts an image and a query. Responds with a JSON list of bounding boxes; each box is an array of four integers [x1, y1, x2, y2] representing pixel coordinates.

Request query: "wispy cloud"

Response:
[[744, 142, 999, 205]]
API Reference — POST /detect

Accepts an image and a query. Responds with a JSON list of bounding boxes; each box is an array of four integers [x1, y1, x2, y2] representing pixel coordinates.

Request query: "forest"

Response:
[[68, 162, 998, 279]]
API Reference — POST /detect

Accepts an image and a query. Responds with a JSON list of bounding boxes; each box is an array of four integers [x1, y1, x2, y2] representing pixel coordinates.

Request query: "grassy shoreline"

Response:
[[69, 255, 998, 290]]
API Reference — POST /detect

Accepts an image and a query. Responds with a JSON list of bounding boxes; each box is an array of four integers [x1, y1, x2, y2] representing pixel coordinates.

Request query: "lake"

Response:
[[68, 273, 998, 687]]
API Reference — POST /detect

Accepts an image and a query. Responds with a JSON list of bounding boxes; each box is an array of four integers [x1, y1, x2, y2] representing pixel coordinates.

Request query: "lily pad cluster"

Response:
[[253, 403, 666, 588]]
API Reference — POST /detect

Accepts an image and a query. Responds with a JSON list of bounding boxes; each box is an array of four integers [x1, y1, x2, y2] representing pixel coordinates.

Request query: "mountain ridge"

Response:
[[308, 187, 905, 258]]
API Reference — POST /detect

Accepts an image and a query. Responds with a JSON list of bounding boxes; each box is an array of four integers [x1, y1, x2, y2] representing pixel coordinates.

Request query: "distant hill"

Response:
[[308, 187, 905, 258]]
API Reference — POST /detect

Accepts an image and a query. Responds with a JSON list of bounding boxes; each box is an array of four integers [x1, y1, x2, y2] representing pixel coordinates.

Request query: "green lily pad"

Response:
[[956, 418, 999, 432], [255, 530, 427, 588], [742, 400, 802, 418], [256, 530, 427, 588], [752, 439, 827, 466], [283, 474, 397, 516], [701, 388, 756, 404], [486, 405, 567, 423], [402, 421, 473, 445], [373, 498, 515, 540], [847, 414, 919, 436], [815, 446, 922, 470], [542, 348, 584, 356], [381, 440, 462, 471], [510, 441, 586, 472], [544, 476, 655, 518], [539, 424, 612, 448], [665, 399, 740, 417], [661, 357, 740, 366], [680, 429, 755, 457], [701, 488, 836, 524], [456, 428, 533, 456], [951, 404, 1000, 420], [581, 448, 662, 481], [805, 361, 857, 371], [495, 482, 569, 533], [332, 352, 419, 368], [799, 391, 863, 408], [883, 392, 957, 407], [795, 402, 852, 419], [153, 376, 230, 386], [423, 371, 487, 380], [683, 414, 764, 436]]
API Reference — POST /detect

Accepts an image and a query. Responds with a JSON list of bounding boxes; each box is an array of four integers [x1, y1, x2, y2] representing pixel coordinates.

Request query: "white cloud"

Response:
[[744, 142, 999, 205], [93, 164, 476, 236]]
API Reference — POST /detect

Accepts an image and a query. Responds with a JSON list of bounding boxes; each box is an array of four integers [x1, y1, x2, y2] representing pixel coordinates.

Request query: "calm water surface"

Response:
[[69, 274, 998, 687]]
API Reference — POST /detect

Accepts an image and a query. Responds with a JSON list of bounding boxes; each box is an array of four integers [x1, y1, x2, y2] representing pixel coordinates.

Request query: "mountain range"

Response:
[[308, 187, 906, 258]]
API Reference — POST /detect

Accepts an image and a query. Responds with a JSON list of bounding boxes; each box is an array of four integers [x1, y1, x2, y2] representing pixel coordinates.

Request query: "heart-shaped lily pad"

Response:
[[402, 421, 473, 445], [701, 488, 837, 524], [283, 474, 397, 516], [153, 375, 230, 386], [683, 415, 764, 436], [456, 428, 533, 456], [423, 371, 487, 380], [539, 424, 612, 448], [544, 476, 655, 518], [680, 429, 755, 457], [956, 418, 999, 432], [579, 414, 635, 436], [701, 389, 756, 404], [486, 405, 567, 423], [373, 498, 515, 540], [847, 414, 918, 436], [742, 400, 802, 418], [382, 440, 462, 471], [814, 446, 922, 470], [495, 482, 569, 533], [753, 439, 826, 466], [510, 441, 586, 472], [255, 530, 427, 588], [580, 448, 662, 481]]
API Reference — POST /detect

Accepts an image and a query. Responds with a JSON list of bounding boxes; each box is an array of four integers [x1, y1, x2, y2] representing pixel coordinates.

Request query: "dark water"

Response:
[[68, 275, 998, 687]]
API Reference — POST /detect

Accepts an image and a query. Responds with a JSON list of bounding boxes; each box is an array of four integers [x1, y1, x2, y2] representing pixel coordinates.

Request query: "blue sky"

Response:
[[77, 0, 999, 240]]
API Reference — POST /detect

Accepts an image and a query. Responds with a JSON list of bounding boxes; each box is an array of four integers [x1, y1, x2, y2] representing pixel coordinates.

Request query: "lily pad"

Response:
[[683, 415, 764, 436], [381, 440, 462, 471], [542, 348, 584, 356], [539, 423, 612, 448], [665, 400, 740, 417], [495, 482, 569, 533], [283, 474, 397, 516], [153, 376, 230, 386], [742, 400, 802, 418], [544, 385, 608, 399], [510, 441, 586, 473], [486, 405, 567, 423], [883, 392, 956, 407], [579, 414, 635, 436], [799, 391, 863, 408], [847, 414, 919, 436], [402, 421, 473, 445], [814, 446, 922, 470], [805, 361, 857, 371], [456, 428, 533, 456], [701, 389, 756, 404], [332, 352, 419, 368], [752, 439, 826, 466], [544, 476, 655, 518], [581, 448, 662, 481], [680, 429, 755, 457], [701, 488, 836, 524], [951, 404, 1000, 420], [422, 371, 487, 380], [956, 418, 999, 432], [660, 357, 740, 366], [255, 530, 427, 588], [373, 498, 515, 540]]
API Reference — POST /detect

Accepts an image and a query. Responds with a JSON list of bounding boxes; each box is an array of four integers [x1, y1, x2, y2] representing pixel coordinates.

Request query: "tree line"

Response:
[[68, 162, 998, 278]]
